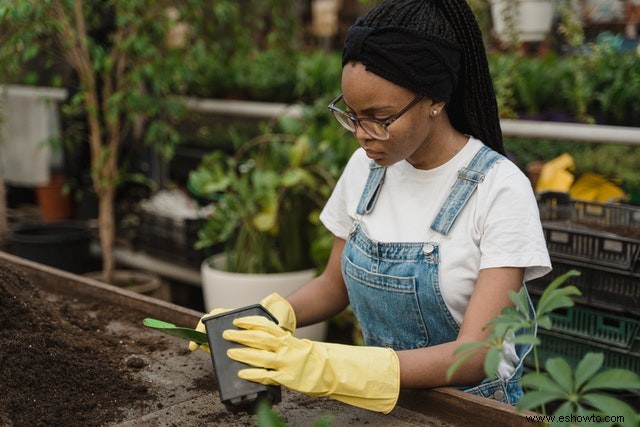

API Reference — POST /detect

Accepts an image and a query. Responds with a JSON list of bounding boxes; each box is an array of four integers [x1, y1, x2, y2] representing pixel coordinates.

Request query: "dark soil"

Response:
[[0, 264, 213, 427]]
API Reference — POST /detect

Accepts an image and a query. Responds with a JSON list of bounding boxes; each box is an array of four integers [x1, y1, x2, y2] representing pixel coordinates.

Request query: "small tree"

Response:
[[0, 0, 290, 281]]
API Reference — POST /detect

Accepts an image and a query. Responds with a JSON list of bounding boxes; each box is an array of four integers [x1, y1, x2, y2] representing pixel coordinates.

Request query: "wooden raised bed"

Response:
[[0, 251, 540, 426]]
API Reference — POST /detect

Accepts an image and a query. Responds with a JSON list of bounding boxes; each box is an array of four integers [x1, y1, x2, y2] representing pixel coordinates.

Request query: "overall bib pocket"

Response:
[[343, 256, 429, 349]]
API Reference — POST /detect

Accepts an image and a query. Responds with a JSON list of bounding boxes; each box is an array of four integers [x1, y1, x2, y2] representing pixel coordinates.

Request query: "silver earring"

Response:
[[431, 110, 438, 116]]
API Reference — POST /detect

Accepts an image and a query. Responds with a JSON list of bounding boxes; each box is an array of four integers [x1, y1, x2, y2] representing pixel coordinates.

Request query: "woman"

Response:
[[191, 0, 551, 414]]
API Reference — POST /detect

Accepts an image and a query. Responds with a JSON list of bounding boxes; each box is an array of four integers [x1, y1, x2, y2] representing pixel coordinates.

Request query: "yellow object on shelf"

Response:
[[569, 172, 627, 203], [536, 153, 575, 193]]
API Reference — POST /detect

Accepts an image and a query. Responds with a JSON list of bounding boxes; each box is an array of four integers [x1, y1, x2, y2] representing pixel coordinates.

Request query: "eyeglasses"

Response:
[[328, 93, 424, 140]]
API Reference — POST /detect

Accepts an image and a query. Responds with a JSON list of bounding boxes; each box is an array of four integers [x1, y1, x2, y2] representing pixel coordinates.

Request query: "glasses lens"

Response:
[[332, 110, 356, 132], [360, 121, 389, 140]]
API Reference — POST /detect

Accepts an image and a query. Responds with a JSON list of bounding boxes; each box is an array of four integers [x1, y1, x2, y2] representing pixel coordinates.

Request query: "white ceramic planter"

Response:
[[201, 254, 327, 341], [490, 0, 555, 43], [0, 85, 68, 186]]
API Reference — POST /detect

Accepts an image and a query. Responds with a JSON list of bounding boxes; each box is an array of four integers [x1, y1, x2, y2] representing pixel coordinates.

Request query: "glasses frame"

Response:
[[328, 93, 424, 140]]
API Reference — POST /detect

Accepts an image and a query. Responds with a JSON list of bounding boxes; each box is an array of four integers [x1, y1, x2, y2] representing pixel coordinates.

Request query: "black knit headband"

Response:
[[342, 18, 462, 103]]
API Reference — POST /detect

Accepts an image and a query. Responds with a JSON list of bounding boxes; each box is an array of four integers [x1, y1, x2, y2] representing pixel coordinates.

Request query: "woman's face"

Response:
[[341, 61, 442, 169]]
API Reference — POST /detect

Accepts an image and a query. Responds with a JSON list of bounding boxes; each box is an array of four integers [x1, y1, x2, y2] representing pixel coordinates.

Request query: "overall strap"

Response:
[[430, 146, 504, 236], [356, 161, 387, 215]]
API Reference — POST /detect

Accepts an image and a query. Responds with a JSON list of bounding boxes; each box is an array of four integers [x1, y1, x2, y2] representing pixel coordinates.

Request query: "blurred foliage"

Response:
[[188, 98, 358, 274], [488, 22, 640, 127]]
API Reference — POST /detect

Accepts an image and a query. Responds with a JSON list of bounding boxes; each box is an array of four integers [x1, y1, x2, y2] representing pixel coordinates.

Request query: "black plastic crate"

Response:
[[135, 211, 208, 268], [538, 196, 640, 230], [527, 329, 640, 373], [527, 260, 640, 317], [573, 200, 640, 230], [542, 221, 640, 273], [532, 298, 640, 349]]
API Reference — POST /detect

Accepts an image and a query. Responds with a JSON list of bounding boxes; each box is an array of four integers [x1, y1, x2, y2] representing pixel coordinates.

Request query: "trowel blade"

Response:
[[143, 318, 208, 344]]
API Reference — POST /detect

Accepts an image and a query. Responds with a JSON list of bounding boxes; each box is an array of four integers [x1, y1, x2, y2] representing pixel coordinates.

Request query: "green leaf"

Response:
[[517, 390, 562, 412], [545, 357, 574, 395], [549, 401, 575, 427], [447, 341, 487, 381], [582, 368, 640, 393], [453, 340, 487, 356], [544, 269, 581, 294], [536, 315, 553, 330], [581, 393, 640, 427], [290, 135, 310, 167], [522, 372, 568, 396], [483, 346, 501, 379], [574, 352, 604, 390], [536, 287, 580, 318], [255, 400, 287, 427], [510, 288, 533, 320], [535, 271, 581, 317], [512, 334, 539, 346], [281, 168, 307, 187]]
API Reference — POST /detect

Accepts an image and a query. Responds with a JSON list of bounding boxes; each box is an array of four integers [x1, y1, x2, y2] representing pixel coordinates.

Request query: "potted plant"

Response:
[[489, 0, 556, 44], [188, 100, 358, 339]]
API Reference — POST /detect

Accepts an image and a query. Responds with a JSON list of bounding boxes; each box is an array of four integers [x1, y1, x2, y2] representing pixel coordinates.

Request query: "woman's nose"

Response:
[[353, 122, 371, 141]]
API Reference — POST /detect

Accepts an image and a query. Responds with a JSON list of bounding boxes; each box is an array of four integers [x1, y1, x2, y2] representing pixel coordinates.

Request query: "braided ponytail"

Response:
[[437, 0, 504, 154]]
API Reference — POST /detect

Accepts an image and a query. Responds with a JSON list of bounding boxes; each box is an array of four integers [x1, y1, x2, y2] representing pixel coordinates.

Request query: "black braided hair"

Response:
[[357, 0, 504, 155]]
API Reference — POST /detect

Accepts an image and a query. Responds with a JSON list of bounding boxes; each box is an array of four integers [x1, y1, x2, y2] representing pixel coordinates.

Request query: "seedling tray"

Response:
[[527, 259, 640, 317], [531, 297, 640, 349], [529, 329, 640, 373]]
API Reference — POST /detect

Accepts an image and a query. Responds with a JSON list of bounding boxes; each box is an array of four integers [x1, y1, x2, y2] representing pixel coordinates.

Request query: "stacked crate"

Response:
[[135, 210, 208, 268], [527, 196, 640, 372]]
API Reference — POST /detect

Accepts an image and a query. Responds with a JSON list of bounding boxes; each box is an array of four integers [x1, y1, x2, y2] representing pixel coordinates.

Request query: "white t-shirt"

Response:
[[320, 137, 551, 326]]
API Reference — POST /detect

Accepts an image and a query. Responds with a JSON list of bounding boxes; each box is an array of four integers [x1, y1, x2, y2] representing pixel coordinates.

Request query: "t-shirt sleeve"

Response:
[[477, 161, 552, 283]]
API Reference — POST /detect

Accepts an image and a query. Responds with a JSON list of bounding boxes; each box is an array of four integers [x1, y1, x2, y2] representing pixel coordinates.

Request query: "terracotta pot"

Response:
[[35, 174, 73, 222], [526, 160, 546, 190]]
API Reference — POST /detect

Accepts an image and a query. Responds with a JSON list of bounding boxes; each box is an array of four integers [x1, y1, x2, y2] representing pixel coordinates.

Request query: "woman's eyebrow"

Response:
[[345, 100, 396, 115]]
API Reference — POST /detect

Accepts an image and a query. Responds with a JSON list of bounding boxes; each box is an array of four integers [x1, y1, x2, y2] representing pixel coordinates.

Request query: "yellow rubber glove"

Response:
[[223, 315, 400, 414], [188, 293, 296, 352], [188, 307, 229, 353], [258, 292, 296, 334]]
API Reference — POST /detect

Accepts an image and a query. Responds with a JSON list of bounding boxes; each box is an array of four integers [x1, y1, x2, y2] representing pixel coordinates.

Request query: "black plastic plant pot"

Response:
[[9, 222, 93, 274], [203, 304, 282, 414]]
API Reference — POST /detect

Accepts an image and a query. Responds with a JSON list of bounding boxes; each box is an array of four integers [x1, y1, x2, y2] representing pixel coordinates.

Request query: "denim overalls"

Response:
[[341, 146, 536, 405]]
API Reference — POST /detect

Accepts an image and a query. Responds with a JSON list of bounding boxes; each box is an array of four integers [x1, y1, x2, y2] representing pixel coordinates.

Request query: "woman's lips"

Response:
[[363, 148, 383, 160]]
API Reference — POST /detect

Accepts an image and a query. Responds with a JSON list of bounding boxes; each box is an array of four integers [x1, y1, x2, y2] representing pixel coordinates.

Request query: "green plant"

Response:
[[556, 0, 593, 124], [294, 50, 342, 102], [185, 0, 299, 100], [256, 400, 333, 427], [188, 100, 358, 274], [447, 271, 640, 426]]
